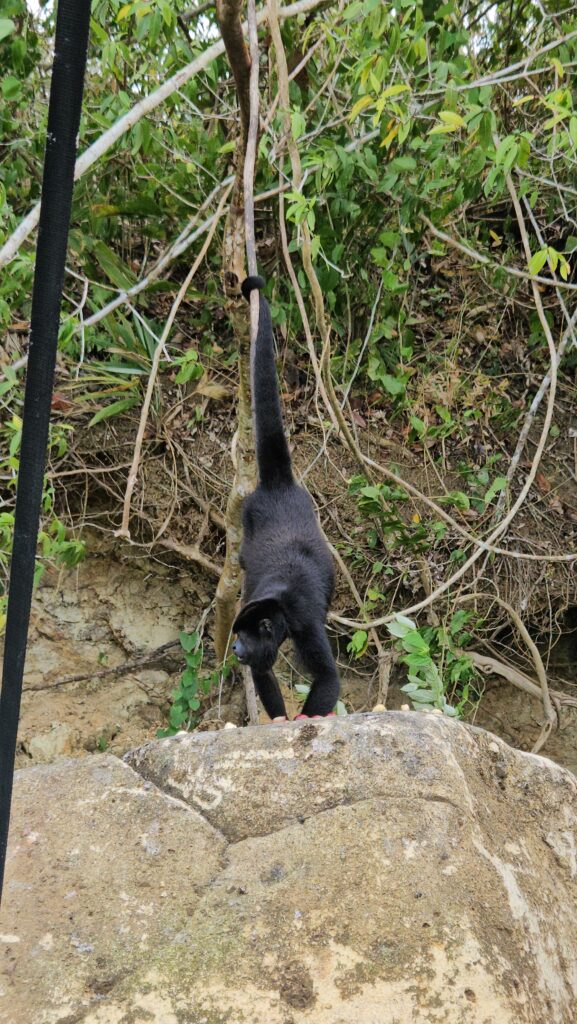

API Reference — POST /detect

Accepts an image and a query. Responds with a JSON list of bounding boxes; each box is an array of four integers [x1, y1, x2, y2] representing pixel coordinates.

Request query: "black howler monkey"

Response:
[[232, 276, 340, 721]]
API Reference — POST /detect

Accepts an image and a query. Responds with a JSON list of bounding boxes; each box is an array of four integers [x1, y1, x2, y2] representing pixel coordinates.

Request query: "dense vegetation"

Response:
[[2, 0, 577, 736]]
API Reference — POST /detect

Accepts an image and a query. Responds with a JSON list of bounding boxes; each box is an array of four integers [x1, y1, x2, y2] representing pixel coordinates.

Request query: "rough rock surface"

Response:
[[2, 712, 577, 1023]]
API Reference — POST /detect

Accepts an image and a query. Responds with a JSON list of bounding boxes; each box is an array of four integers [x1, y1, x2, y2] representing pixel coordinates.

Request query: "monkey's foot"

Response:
[[294, 712, 337, 720], [271, 716, 289, 724]]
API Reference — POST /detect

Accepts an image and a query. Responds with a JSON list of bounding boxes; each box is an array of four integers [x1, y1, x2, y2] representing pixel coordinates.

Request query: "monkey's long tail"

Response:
[[242, 276, 293, 487]]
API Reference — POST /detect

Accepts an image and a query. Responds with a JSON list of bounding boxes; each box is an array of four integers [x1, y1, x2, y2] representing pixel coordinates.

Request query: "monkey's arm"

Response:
[[294, 624, 340, 717], [251, 668, 288, 720]]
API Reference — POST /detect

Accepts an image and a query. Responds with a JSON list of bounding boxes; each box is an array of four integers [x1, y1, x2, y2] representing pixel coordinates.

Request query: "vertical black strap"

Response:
[[0, 0, 91, 902]]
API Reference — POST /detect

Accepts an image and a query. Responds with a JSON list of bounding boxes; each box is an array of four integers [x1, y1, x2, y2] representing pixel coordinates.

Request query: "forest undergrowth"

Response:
[[2, 0, 577, 748]]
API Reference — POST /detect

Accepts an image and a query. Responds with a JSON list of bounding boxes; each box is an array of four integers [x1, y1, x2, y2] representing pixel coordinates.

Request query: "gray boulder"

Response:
[[1, 712, 576, 1023]]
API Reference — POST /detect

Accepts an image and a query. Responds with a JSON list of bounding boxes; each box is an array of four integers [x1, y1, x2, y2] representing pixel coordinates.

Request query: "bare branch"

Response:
[[158, 538, 221, 577], [114, 183, 232, 540], [330, 174, 560, 631], [457, 592, 555, 753], [421, 213, 577, 292]]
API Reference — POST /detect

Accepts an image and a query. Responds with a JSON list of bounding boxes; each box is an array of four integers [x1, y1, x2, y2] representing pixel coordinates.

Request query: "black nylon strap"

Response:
[[0, 0, 91, 902]]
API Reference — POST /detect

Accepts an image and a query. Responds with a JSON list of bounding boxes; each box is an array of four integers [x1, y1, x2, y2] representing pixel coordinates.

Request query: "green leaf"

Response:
[[348, 629, 368, 657], [547, 247, 559, 272], [528, 249, 548, 276], [0, 19, 16, 42], [438, 110, 465, 128], [550, 57, 564, 79], [93, 241, 137, 290], [379, 231, 400, 248], [494, 135, 514, 165], [342, 1, 364, 20], [179, 630, 199, 653], [401, 632, 430, 655], [449, 610, 470, 636], [381, 83, 411, 99], [380, 373, 406, 396], [428, 123, 461, 135], [559, 255, 570, 281], [402, 686, 435, 703], [349, 95, 373, 120], [91, 196, 160, 219], [290, 109, 306, 140], [88, 395, 139, 427], [484, 476, 507, 503], [442, 704, 459, 717], [175, 360, 203, 384], [117, 3, 135, 21], [169, 706, 187, 728], [479, 111, 493, 151], [389, 156, 416, 172], [410, 415, 426, 437], [1, 76, 20, 100], [439, 490, 470, 511]]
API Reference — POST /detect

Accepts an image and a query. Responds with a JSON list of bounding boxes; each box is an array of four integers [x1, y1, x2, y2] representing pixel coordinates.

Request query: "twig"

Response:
[[182, 1, 215, 20], [158, 537, 222, 577], [23, 640, 181, 692], [418, 28, 577, 99], [468, 650, 577, 710], [330, 174, 560, 630], [329, 542, 392, 706], [277, 192, 337, 427], [115, 183, 232, 539], [420, 213, 577, 292], [494, 194, 577, 514], [212, 0, 262, 732], [457, 592, 555, 753]]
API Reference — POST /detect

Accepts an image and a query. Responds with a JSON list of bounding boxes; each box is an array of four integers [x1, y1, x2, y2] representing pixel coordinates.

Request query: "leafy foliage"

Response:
[[1, 0, 575, 723], [386, 611, 480, 717], [157, 629, 233, 737]]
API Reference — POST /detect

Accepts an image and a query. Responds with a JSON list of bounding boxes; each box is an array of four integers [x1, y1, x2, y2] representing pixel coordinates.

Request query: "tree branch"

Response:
[[420, 213, 577, 292], [114, 183, 232, 539], [213, 0, 257, 674], [456, 591, 555, 753], [0, 0, 333, 271]]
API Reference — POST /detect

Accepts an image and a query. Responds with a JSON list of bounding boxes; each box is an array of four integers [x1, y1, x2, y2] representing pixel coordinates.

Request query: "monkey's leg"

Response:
[[294, 625, 340, 717], [251, 669, 288, 720]]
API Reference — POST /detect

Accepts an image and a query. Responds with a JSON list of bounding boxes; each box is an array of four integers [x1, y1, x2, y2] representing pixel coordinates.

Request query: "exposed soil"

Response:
[[14, 532, 209, 767], [11, 530, 577, 776]]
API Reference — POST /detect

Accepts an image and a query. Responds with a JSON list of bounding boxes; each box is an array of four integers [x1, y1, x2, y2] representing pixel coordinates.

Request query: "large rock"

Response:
[[1, 712, 577, 1023]]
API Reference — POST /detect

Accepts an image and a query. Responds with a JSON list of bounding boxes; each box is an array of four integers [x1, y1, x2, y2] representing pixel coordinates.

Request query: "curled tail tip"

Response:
[[241, 275, 266, 301]]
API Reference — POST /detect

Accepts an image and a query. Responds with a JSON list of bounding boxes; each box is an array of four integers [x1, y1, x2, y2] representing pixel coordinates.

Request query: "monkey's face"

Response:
[[232, 614, 284, 672]]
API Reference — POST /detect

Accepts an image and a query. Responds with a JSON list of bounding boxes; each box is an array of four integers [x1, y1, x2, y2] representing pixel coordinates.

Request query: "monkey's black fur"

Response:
[[232, 276, 340, 719]]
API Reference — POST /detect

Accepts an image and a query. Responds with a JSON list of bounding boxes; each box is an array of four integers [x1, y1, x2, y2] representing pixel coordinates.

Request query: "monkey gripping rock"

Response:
[[2, 712, 577, 1023]]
